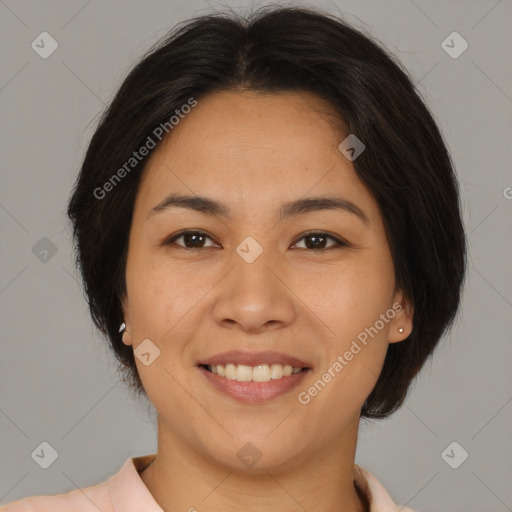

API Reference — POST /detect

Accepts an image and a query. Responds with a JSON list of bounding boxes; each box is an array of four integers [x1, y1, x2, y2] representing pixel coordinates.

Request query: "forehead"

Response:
[[134, 90, 378, 223]]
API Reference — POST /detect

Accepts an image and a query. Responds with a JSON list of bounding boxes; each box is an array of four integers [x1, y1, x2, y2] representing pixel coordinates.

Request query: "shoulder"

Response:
[[0, 456, 154, 512], [0, 478, 111, 512]]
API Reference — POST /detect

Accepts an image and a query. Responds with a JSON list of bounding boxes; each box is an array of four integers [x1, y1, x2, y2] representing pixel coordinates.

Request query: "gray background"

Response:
[[1, 0, 511, 510]]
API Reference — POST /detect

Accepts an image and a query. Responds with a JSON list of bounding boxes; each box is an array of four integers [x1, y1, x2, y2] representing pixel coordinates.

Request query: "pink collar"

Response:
[[106, 454, 414, 512]]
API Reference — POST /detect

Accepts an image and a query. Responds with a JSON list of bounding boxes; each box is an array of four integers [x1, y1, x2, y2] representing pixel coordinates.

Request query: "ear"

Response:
[[120, 295, 133, 347], [387, 289, 414, 344]]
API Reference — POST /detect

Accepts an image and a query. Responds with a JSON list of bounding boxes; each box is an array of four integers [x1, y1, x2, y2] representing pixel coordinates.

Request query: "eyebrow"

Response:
[[148, 192, 370, 225]]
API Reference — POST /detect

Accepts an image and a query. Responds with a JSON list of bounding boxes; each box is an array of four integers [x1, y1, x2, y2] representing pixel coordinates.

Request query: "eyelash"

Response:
[[162, 230, 348, 251]]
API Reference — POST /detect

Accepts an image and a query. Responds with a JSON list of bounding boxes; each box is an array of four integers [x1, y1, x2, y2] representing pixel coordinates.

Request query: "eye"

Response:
[[162, 230, 347, 251], [164, 230, 219, 249], [291, 231, 347, 251]]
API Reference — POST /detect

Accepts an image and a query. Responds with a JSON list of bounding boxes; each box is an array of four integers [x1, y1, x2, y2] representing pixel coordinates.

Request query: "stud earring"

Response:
[[119, 322, 132, 345], [398, 327, 404, 333]]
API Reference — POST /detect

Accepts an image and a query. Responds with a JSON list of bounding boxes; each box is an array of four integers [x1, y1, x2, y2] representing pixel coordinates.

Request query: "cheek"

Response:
[[125, 256, 193, 402], [296, 256, 394, 336], [297, 254, 394, 399], [126, 251, 191, 335], [300, 281, 392, 420]]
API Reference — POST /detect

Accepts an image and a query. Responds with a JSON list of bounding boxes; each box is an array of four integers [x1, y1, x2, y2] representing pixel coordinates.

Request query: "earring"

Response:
[[119, 322, 131, 345], [398, 327, 404, 333]]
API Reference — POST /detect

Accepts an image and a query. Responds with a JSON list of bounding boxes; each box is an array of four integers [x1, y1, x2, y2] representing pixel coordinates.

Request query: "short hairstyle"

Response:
[[67, 5, 467, 419]]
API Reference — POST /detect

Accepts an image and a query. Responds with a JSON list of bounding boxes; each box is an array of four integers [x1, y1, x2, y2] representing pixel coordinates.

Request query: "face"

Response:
[[121, 90, 413, 471]]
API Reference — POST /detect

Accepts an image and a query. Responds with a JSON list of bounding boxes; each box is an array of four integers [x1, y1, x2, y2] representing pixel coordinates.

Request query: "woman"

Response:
[[1, 5, 466, 511]]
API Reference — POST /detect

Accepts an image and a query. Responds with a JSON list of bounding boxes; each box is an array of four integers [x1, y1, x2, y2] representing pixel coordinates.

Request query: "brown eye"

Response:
[[163, 230, 347, 251], [292, 232, 346, 250], [165, 230, 218, 249]]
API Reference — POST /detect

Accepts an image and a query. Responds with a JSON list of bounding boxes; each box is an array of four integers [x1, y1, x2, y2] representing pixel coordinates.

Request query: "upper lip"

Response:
[[198, 350, 311, 369]]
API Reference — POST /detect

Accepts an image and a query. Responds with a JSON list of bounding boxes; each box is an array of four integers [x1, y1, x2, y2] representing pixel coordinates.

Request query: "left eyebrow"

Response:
[[148, 193, 370, 226]]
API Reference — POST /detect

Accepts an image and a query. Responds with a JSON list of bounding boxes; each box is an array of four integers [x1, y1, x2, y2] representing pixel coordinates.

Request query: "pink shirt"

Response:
[[0, 454, 415, 511]]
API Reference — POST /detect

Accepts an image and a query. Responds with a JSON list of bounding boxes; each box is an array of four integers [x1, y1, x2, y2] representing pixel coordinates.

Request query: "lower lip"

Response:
[[198, 366, 310, 403]]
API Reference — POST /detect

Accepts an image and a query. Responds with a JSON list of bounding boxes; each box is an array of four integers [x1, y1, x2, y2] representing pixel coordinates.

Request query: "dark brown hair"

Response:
[[67, 5, 467, 418]]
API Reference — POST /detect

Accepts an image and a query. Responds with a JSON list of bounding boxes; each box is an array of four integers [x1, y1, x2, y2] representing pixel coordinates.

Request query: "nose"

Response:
[[211, 240, 296, 334]]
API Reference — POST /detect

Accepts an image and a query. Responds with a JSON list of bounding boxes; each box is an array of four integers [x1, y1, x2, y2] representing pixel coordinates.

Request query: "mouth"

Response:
[[196, 351, 312, 403]]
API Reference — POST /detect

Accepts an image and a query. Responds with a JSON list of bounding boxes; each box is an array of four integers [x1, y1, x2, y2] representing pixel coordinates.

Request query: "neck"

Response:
[[139, 415, 368, 512]]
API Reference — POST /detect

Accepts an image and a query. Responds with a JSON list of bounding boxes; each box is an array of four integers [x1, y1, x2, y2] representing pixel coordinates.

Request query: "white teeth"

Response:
[[225, 363, 236, 380], [206, 363, 304, 382], [270, 364, 283, 379], [253, 364, 271, 382], [235, 364, 253, 382]]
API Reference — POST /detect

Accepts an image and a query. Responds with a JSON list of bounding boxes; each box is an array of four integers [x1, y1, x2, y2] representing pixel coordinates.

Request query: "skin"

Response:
[[120, 90, 413, 512]]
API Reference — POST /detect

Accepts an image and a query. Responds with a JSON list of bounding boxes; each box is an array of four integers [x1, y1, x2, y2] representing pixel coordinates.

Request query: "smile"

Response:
[[202, 363, 305, 382], [198, 365, 311, 403]]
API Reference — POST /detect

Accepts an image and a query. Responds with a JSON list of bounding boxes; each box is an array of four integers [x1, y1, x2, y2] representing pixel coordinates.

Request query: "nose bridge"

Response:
[[211, 232, 295, 331], [232, 233, 277, 294]]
